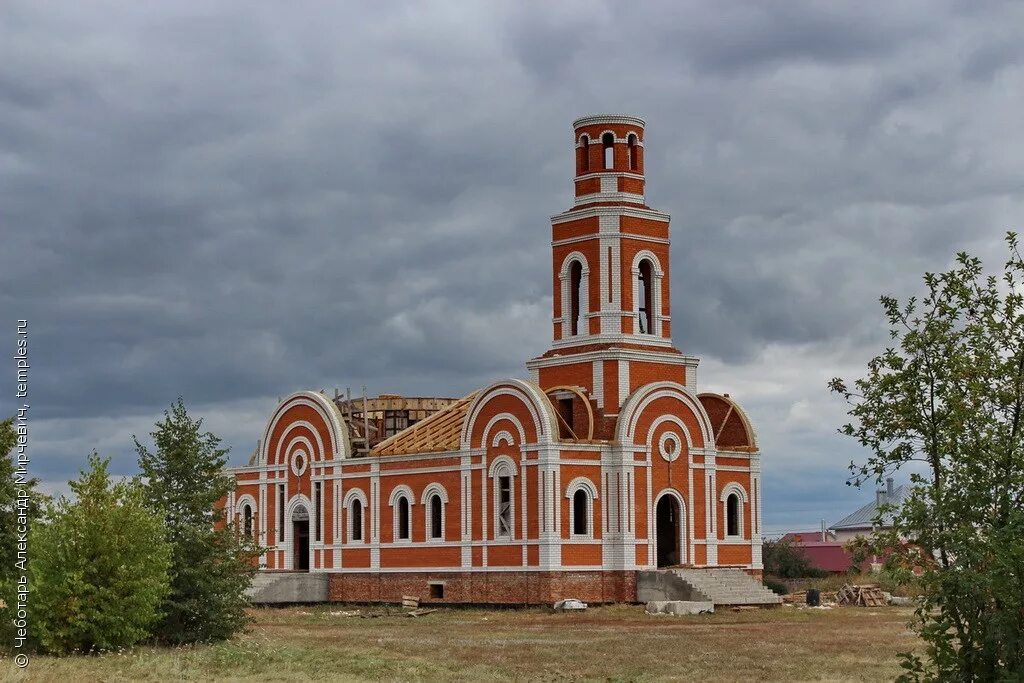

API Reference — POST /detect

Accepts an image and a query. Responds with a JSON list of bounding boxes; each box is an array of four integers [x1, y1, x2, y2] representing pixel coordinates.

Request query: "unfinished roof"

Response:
[[698, 393, 757, 452], [372, 392, 478, 456]]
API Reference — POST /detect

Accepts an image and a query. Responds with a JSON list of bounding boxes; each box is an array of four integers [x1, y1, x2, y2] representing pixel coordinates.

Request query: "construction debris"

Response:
[[553, 598, 588, 612], [837, 584, 887, 607], [406, 608, 439, 617], [402, 595, 420, 609]]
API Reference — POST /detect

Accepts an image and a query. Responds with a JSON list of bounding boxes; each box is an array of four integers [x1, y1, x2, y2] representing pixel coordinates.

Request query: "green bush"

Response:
[[762, 538, 828, 578], [763, 576, 789, 595], [29, 454, 171, 654]]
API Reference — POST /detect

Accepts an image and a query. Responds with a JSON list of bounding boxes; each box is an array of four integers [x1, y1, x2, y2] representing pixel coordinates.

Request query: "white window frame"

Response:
[[631, 251, 664, 337], [420, 483, 449, 543], [389, 484, 415, 544], [343, 488, 368, 544], [489, 457, 517, 540], [558, 252, 590, 339], [720, 483, 748, 540], [565, 477, 598, 539], [236, 494, 257, 540]]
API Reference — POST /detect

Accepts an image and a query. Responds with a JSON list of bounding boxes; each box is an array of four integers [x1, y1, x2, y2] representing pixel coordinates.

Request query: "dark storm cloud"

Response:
[[2, 0, 1023, 528]]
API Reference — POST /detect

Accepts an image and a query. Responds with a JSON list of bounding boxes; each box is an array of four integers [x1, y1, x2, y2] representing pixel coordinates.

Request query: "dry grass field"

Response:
[[4, 603, 921, 682]]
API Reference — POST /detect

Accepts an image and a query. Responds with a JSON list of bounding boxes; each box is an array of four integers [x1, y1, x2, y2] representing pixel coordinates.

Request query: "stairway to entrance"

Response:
[[637, 568, 781, 606]]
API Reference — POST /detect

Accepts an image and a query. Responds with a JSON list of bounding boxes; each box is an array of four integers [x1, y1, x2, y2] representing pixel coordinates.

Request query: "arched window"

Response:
[[572, 490, 588, 535], [726, 493, 740, 537], [351, 499, 363, 541], [565, 477, 598, 538], [627, 134, 638, 171], [638, 258, 654, 334], [429, 494, 443, 540], [569, 260, 583, 336], [490, 458, 517, 539], [397, 496, 410, 541], [242, 503, 253, 539], [579, 134, 590, 173], [602, 132, 614, 169]]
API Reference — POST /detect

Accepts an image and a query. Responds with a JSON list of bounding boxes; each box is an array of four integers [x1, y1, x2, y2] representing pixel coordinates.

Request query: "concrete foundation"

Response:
[[247, 572, 328, 604]]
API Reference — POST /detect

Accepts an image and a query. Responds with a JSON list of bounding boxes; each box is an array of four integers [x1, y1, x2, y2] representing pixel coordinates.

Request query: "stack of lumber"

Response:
[[837, 584, 887, 607]]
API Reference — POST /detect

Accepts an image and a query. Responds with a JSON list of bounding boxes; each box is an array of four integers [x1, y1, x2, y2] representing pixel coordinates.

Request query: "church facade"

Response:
[[224, 115, 763, 604]]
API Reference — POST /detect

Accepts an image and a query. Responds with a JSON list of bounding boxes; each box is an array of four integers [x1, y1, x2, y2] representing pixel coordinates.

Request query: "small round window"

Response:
[[659, 432, 682, 462], [291, 450, 308, 477]]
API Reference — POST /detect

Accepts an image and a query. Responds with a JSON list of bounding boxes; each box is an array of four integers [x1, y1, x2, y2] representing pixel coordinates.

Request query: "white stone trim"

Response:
[[389, 485, 414, 543], [565, 476, 598, 539], [490, 430, 515, 448], [343, 487, 368, 544], [721, 482, 747, 540], [489, 456, 517, 540], [259, 391, 349, 464], [574, 191, 645, 206], [551, 206, 670, 224], [573, 114, 646, 128], [617, 381, 716, 448], [558, 251, 590, 339], [461, 379, 557, 450], [421, 483, 449, 542]]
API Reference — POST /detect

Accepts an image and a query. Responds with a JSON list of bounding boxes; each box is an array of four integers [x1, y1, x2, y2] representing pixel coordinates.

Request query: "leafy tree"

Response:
[[135, 398, 257, 644], [0, 417, 45, 648], [29, 453, 171, 653], [762, 537, 826, 578], [830, 233, 1024, 680]]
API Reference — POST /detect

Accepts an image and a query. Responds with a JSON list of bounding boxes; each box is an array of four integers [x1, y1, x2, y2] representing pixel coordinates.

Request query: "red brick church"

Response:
[[224, 115, 764, 605]]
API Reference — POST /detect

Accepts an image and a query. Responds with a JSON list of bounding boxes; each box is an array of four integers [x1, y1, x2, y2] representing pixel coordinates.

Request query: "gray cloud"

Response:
[[2, 0, 1023, 531]]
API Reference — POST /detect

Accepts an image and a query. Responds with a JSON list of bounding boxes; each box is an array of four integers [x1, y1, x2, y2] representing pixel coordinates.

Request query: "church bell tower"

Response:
[[527, 115, 699, 435]]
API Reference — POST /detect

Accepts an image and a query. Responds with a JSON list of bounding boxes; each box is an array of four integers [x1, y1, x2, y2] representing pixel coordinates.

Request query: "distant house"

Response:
[[779, 479, 908, 575], [831, 478, 908, 543], [781, 530, 836, 544]]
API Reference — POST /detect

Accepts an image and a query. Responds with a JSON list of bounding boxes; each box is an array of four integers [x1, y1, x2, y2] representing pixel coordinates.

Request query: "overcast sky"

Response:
[[2, 1, 1023, 533]]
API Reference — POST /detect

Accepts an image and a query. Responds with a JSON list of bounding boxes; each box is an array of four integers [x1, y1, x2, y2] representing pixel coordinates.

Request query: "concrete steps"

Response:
[[637, 568, 781, 606]]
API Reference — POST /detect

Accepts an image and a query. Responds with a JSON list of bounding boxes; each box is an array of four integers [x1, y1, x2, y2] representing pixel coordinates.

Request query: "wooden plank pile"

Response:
[[837, 584, 887, 607]]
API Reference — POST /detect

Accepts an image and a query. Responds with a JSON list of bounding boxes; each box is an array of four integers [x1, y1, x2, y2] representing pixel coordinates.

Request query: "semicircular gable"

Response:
[[698, 393, 758, 451], [616, 381, 714, 449], [259, 391, 350, 465], [461, 379, 558, 450]]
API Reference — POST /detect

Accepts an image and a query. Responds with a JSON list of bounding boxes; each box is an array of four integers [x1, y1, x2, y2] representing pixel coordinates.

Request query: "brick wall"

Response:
[[328, 570, 637, 605]]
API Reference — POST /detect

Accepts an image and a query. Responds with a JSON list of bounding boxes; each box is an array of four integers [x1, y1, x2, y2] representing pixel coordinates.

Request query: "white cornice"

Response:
[[526, 347, 701, 370], [573, 114, 646, 129], [574, 171, 645, 182], [551, 206, 671, 224]]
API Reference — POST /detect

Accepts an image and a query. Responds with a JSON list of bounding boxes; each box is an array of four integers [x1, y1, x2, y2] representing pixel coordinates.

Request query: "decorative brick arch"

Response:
[[259, 391, 350, 465], [616, 381, 715, 448], [461, 379, 558, 450]]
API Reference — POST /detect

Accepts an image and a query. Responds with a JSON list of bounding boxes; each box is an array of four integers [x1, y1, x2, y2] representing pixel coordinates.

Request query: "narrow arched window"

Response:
[[726, 493, 740, 537], [579, 135, 589, 173], [572, 489, 588, 535], [351, 499, 363, 541], [397, 496, 410, 541], [496, 471, 513, 538], [627, 134, 638, 171], [638, 258, 654, 334], [602, 133, 614, 169], [429, 494, 443, 540], [242, 504, 253, 539], [569, 260, 583, 336]]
